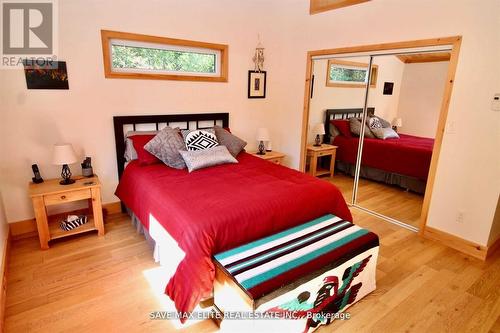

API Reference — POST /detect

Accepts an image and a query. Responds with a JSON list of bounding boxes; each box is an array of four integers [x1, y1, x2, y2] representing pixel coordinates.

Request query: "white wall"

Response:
[[0, 188, 9, 274], [397, 62, 449, 138], [1, 0, 499, 248], [0, 0, 285, 222], [308, 55, 404, 142]]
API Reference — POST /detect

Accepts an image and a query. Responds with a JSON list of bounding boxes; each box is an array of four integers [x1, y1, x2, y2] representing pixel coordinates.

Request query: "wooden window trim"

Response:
[[100, 30, 228, 82], [326, 59, 378, 88], [310, 0, 370, 15]]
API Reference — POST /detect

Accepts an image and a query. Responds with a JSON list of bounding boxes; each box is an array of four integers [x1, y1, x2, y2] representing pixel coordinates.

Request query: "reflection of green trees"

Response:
[[330, 67, 367, 82], [112, 45, 216, 73]]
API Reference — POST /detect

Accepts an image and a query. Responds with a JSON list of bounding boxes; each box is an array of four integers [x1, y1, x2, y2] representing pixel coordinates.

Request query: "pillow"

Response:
[[129, 135, 160, 166], [179, 145, 238, 172], [328, 121, 341, 138], [370, 115, 391, 128], [213, 126, 247, 157], [181, 129, 219, 151], [368, 117, 383, 130], [144, 127, 186, 169], [124, 131, 158, 161], [371, 127, 400, 140], [331, 120, 352, 137], [349, 118, 375, 138]]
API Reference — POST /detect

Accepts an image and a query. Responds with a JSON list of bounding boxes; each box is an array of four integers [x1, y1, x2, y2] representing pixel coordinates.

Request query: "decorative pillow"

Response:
[[181, 129, 219, 151], [329, 121, 341, 138], [349, 118, 375, 138], [370, 116, 391, 128], [331, 120, 352, 137], [371, 127, 400, 140], [213, 126, 247, 157], [368, 117, 383, 129], [144, 127, 187, 169], [129, 135, 161, 166], [179, 145, 238, 172], [125, 131, 158, 161]]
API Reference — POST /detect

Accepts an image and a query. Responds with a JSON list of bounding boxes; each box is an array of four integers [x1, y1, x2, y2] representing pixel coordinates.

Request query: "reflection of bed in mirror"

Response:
[[324, 108, 434, 194]]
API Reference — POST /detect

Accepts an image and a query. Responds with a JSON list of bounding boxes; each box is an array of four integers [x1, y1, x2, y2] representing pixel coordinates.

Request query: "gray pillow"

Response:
[[181, 129, 219, 151], [371, 127, 400, 140], [124, 130, 158, 161], [144, 127, 186, 169], [179, 145, 238, 172], [213, 126, 247, 157], [349, 118, 375, 138]]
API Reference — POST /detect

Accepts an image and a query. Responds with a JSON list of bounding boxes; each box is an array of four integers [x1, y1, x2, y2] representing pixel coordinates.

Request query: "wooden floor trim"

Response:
[[423, 226, 487, 261], [486, 235, 500, 259], [9, 201, 121, 240], [0, 232, 11, 332]]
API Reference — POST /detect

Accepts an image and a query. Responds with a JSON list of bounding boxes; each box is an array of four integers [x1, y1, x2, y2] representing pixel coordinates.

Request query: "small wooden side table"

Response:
[[28, 175, 105, 250], [306, 144, 338, 177], [250, 151, 286, 165]]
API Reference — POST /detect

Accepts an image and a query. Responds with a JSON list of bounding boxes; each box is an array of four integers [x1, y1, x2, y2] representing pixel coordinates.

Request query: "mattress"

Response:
[[115, 152, 352, 319]]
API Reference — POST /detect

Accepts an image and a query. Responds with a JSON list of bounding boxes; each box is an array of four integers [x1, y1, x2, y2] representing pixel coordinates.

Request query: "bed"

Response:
[[324, 108, 434, 194], [113, 113, 352, 319]]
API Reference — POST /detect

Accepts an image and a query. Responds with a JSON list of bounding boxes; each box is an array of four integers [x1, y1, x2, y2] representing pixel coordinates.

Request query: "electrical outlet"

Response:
[[456, 211, 464, 224], [446, 121, 456, 134]]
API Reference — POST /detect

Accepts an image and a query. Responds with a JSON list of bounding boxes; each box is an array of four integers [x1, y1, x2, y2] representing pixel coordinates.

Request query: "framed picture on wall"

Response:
[[248, 70, 266, 98], [23, 60, 69, 90]]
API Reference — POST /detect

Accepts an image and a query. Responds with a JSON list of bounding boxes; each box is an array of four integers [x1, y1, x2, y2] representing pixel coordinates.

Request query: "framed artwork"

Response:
[[383, 82, 394, 95], [23, 60, 69, 90], [248, 70, 266, 98]]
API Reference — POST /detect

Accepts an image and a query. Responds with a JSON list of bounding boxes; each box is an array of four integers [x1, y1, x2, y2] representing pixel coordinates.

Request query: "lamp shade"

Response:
[[256, 128, 270, 141], [393, 118, 403, 127], [312, 123, 326, 135], [52, 143, 77, 165]]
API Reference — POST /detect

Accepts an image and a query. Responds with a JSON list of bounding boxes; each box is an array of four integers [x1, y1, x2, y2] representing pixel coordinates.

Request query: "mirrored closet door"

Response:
[[304, 42, 456, 232]]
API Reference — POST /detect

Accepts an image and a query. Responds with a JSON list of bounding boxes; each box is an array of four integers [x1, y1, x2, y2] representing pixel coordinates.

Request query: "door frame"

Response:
[[299, 36, 462, 234]]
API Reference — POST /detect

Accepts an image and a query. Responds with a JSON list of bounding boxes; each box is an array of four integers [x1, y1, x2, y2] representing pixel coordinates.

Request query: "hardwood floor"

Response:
[[5, 212, 500, 332], [327, 173, 424, 229]]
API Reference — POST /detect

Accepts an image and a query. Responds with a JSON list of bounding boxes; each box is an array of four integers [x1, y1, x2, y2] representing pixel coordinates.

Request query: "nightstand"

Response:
[[250, 151, 285, 165], [28, 175, 105, 250], [306, 144, 337, 177]]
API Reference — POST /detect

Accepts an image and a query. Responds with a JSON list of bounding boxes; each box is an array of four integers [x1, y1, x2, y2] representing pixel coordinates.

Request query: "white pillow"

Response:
[[371, 127, 400, 140], [181, 129, 219, 151], [179, 146, 237, 172]]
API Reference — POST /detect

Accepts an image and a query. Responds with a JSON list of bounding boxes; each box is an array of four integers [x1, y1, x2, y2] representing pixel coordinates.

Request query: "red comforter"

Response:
[[115, 152, 351, 317], [333, 133, 434, 180]]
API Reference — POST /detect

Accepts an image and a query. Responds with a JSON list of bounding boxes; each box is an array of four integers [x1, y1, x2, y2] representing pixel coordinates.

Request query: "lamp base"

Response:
[[313, 134, 322, 147], [257, 141, 266, 155], [60, 178, 75, 185]]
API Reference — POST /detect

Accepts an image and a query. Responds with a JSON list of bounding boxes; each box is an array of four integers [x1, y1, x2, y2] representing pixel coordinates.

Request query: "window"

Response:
[[326, 59, 378, 88], [101, 30, 228, 82], [310, 0, 370, 15]]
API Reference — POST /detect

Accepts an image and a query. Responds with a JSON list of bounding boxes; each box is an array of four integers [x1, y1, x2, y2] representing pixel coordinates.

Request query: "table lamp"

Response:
[[392, 118, 403, 132], [312, 123, 325, 146], [52, 143, 77, 185], [256, 128, 270, 155]]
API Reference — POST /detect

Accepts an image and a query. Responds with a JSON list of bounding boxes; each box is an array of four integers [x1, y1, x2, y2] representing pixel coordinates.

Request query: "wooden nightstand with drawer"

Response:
[[28, 175, 105, 250], [306, 144, 338, 178], [250, 151, 286, 165]]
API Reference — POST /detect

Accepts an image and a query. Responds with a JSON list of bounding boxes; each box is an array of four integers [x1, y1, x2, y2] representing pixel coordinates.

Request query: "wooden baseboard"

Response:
[[423, 226, 488, 261], [0, 232, 11, 332], [486, 235, 500, 259], [9, 201, 122, 240]]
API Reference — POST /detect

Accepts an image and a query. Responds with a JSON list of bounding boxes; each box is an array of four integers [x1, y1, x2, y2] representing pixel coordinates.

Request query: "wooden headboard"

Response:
[[113, 113, 229, 180], [323, 107, 375, 143]]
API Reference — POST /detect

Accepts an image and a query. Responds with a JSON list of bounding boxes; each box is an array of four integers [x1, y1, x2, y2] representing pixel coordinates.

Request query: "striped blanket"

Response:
[[214, 214, 379, 300]]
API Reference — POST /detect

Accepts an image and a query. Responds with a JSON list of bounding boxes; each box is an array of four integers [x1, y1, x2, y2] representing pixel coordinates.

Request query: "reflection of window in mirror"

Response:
[[326, 59, 378, 88]]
